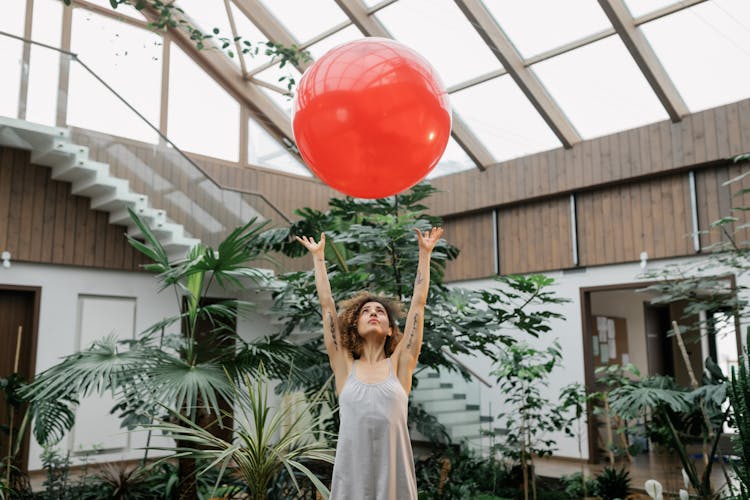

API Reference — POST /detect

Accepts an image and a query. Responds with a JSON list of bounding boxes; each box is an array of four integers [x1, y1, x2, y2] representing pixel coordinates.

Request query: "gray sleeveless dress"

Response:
[[329, 358, 418, 500]]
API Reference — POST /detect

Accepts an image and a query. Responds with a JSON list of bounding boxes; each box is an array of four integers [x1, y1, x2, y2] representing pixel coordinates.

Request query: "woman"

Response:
[[295, 227, 443, 500]]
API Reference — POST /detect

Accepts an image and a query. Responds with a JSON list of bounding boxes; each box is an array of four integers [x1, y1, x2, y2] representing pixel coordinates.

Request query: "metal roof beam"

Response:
[[598, 0, 689, 122], [334, 0, 495, 170], [454, 0, 581, 149]]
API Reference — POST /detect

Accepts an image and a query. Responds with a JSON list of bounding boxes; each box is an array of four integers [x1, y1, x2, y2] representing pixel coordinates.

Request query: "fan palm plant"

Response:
[[148, 368, 335, 500], [22, 209, 318, 498]]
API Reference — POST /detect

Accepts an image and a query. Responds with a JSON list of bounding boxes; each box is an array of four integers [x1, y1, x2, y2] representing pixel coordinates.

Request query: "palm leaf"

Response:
[[125, 207, 171, 272], [145, 356, 232, 420], [23, 335, 153, 402], [30, 393, 78, 446], [147, 368, 334, 499]]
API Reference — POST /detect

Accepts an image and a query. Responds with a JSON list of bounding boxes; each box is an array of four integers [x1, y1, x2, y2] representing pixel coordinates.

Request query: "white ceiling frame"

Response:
[[334, 0, 495, 171], [137, 5, 305, 168], [598, 0, 689, 122], [455, 0, 581, 149]]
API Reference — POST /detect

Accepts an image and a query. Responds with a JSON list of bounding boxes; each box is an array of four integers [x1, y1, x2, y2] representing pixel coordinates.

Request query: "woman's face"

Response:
[[356, 301, 392, 338]]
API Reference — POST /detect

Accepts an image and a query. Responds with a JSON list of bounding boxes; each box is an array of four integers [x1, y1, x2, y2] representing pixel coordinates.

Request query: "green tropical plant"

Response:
[[491, 341, 576, 500], [255, 184, 568, 441], [23, 209, 315, 499], [148, 368, 335, 500], [728, 332, 750, 498], [593, 466, 631, 500], [607, 360, 729, 499]]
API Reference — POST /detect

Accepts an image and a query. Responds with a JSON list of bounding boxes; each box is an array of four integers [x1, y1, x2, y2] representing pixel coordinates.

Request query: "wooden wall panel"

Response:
[[695, 162, 750, 250], [497, 197, 573, 275], [577, 175, 693, 267], [0, 147, 148, 271], [429, 99, 750, 216], [443, 212, 496, 282]]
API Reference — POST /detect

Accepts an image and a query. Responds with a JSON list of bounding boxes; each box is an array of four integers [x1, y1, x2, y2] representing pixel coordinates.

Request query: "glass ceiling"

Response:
[[7, 0, 750, 180]]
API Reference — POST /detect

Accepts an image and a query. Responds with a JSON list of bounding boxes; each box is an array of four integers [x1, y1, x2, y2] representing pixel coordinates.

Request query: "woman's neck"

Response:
[[359, 338, 387, 364]]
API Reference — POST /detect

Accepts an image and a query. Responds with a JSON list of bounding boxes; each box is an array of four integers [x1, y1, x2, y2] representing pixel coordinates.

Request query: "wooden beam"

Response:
[[454, 0, 582, 149], [334, 0, 494, 170], [598, 0, 689, 122]]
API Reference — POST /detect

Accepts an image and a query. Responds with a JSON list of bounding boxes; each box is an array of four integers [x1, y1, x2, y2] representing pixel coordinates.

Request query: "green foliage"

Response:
[[559, 472, 598, 499], [729, 336, 750, 497], [257, 183, 567, 376], [254, 184, 567, 448], [415, 446, 511, 500], [22, 211, 316, 498], [593, 466, 631, 500], [148, 367, 335, 500], [606, 361, 729, 497], [491, 341, 577, 500], [491, 341, 576, 463]]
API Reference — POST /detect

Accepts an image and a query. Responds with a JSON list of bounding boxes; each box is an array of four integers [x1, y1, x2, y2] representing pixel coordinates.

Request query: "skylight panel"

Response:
[[623, 0, 682, 19], [0, 0, 26, 36], [426, 138, 477, 179], [227, 2, 278, 71], [531, 35, 668, 139], [68, 9, 162, 143], [305, 25, 365, 60], [450, 75, 561, 162], [253, 64, 302, 99], [26, 0, 63, 126], [259, 86, 294, 117], [168, 44, 240, 161], [375, 0, 501, 88], [257, 0, 348, 44], [0, 0, 25, 119], [484, 0, 612, 59], [640, 0, 750, 112], [78, 0, 143, 20], [248, 115, 311, 177]]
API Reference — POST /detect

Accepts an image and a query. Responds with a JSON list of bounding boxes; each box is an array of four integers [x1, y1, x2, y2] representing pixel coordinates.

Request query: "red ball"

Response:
[[292, 38, 452, 199]]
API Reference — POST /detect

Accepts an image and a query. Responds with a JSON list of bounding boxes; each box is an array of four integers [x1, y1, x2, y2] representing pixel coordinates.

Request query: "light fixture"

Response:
[[1, 251, 10, 269]]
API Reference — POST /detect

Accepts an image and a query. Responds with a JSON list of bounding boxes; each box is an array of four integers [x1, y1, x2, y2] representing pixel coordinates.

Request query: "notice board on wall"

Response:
[[591, 316, 629, 368]]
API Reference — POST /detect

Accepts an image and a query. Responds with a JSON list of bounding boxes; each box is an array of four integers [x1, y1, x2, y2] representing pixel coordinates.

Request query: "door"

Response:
[[0, 287, 39, 472], [643, 302, 672, 376]]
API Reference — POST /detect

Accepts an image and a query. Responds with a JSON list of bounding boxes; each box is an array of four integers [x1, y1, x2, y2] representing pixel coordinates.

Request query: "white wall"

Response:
[[0, 261, 275, 470], [450, 254, 748, 460]]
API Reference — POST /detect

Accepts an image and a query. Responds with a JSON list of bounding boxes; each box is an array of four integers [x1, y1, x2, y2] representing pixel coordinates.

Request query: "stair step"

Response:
[[90, 186, 140, 212], [413, 377, 442, 390], [448, 422, 483, 439], [433, 409, 481, 425], [411, 388, 465, 403], [418, 399, 469, 413]]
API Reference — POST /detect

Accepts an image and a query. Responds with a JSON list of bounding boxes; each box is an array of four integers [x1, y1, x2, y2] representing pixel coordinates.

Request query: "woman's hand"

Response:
[[295, 233, 326, 257], [415, 226, 443, 253]]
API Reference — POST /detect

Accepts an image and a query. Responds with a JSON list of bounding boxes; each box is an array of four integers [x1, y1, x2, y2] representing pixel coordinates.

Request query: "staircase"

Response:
[[412, 368, 493, 454], [0, 116, 200, 259]]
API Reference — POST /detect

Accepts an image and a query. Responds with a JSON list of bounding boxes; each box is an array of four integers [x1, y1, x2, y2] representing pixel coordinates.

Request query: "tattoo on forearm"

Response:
[[406, 312, 420, 349], [327, 311, 338, 350], [416, 272, 424, 285]]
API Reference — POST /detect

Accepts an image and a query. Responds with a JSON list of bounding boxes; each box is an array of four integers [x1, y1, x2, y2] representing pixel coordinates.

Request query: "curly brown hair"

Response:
[[337, 292, 404, 359]]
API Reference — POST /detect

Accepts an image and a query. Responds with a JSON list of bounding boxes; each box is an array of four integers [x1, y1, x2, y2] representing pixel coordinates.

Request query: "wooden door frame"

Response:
[[0, 284, 41, 471], [580, 275, 741, 463]]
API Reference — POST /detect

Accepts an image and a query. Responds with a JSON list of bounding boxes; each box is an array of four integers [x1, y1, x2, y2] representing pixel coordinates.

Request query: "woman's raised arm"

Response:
[[395, 227, 443, 392], [295, 234, 351, 385]]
